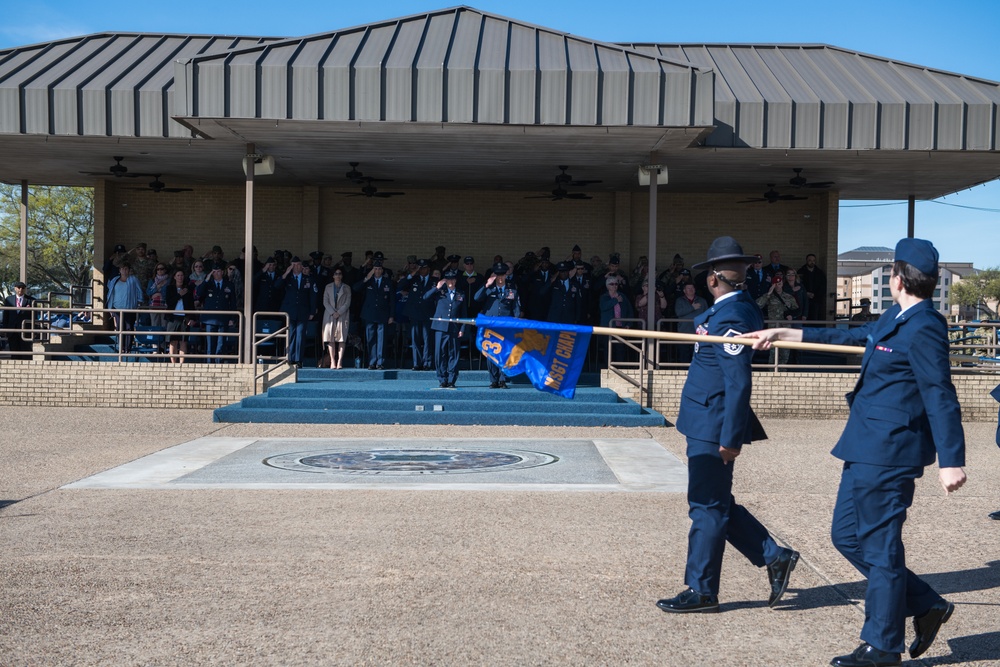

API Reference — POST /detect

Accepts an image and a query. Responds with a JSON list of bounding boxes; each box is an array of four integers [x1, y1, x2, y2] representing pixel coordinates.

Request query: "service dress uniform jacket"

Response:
[[278, 272, 319, 365], [356, 275, 395, 367], [674, 289, 779, 597], [2, 292, 34, 352], [253, 270, 283, 314], [425, 286, 467, 385], [476, 281, 521, 385], [545, 278, 582, 324], [404, 274, 435, 369], [802, 299, 966, 653]]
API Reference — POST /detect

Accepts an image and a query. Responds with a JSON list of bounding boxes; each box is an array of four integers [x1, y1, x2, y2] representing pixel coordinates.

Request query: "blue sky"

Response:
[[3, 0, 999, 267]]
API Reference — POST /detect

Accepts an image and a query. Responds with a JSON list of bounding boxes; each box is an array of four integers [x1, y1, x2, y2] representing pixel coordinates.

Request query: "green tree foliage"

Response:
[[951, 268, 1000, 319], [0, 184, 94, 296]]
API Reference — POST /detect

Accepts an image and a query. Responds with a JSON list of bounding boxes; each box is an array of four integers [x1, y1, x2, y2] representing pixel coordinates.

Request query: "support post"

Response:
[[20, 180, 28, 284], [907, 195, 915, 238], [645, 163, 660, 371], [243, 144, 255, 364]]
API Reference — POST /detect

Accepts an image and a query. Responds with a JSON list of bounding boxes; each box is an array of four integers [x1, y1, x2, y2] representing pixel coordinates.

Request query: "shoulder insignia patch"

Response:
[[722, 328, 746, 356]]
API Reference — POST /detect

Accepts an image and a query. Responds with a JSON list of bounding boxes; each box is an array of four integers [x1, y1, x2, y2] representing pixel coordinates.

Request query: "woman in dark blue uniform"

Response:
[[657, 236, 798, 615], [752, 238, 967, 667]]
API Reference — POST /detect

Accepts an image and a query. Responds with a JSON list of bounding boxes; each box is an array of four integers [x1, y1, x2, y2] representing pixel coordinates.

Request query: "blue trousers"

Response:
[[286, 320, 307, 364], [487, 358, 507, 384], [366, 322, 385, 366], [204, 322, 227, 363], [434, 330, 460, 384], [685, 439, 781, 596], [411, 321, 432, 368], [832, 461, 942, 653]]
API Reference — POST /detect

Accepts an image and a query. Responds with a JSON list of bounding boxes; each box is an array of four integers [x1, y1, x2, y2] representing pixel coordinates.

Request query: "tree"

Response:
[[951, 268, 1000, 320], [0, 184, 94, 297]]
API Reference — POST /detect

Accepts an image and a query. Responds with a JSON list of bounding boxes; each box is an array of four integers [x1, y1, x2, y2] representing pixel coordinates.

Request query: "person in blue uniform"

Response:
[[751, 237, 967, 667], [278, 256, 318, 368], [545, 260, 582, 324], [355, 259, 395, 369], [425, 268, 467, 388], [404, 259, 435, 370], [657, 236, 798, 615], [475, 262, 521, 388], [992, 384, 1000, 520], [196, 262, 238, 363]]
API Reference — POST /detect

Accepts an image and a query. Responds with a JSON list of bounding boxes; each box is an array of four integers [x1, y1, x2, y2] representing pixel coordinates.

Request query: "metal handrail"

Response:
[[0, 305, 245, 362], [251, 311, 290, 392]]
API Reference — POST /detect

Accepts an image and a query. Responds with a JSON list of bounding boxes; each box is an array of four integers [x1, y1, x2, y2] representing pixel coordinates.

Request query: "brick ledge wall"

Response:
[[0, 361, 261, 409], [604, 370, 1000, 422]]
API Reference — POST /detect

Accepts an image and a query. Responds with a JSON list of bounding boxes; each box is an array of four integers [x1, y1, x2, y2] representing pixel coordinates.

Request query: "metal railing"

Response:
[[251, 311, 291, 392]]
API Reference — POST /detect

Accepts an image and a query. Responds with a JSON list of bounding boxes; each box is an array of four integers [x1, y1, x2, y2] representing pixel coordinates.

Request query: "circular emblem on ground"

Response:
[[264, 447, 558, 476]]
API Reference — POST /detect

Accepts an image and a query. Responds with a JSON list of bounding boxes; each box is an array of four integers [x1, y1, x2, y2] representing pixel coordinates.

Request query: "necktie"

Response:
[[216, 281, 221, 290], [297, 275, 301, 289], [268, 273, 274, 281]]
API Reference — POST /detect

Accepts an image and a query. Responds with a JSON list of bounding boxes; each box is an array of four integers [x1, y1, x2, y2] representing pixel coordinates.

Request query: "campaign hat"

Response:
[[691, 236, 757, 270]]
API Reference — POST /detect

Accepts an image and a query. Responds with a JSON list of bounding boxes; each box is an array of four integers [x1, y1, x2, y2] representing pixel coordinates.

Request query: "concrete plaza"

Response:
[[1, 408, 997, 666]]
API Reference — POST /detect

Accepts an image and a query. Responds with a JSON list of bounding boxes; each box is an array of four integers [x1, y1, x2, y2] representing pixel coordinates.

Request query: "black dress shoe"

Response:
[[376, 365, 384, 370], [830, 643, 900, 667], [766, 547, 800, 607], [499, 381, 508, 389], [489, 382, 500, 389], [439, 382, 449, 388], [368, 365, 376, 371], [909, 600, 954, 658], [655, 588, 719, 614], [989, 509, 1000, 520]]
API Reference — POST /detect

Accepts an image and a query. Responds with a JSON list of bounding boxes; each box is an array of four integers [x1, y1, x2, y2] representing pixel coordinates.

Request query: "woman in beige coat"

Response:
[[321, 269, 352, 368]]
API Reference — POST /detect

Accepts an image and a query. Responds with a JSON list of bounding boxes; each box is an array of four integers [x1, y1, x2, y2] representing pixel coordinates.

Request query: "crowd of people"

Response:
[[95, 241, 829, 370]]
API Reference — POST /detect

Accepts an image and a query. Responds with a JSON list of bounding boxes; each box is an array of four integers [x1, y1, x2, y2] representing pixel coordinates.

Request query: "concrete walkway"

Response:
[[1, 409, 997, 666]]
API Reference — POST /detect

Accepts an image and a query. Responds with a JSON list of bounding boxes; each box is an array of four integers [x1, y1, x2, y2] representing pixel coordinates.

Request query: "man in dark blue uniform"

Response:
[[545, 261, 582, 324], [658, 236, 798, 615], [197, 262, 238, 363], [425, 268, 467, 388], [356, 259, 395, 369], [752, 238, 967, 667], [278, 256, 318, 368], [404, 259, 435, 370], [475, 262, 521, 388], [991, 384, 1000, 520]]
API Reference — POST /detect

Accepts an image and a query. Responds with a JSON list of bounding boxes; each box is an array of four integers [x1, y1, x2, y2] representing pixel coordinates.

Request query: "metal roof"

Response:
[[0, 7, 998, 200], [172, 6, 714, 129], [0, 33, 281, 137], [626, 43, 1000, 150]]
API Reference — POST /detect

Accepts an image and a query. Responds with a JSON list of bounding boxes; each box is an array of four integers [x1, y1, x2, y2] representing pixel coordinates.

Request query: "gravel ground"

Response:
[[1, 409, 997, 666]]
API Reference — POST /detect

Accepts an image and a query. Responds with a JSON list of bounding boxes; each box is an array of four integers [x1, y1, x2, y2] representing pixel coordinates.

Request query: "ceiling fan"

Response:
[[131, 175, 193, 193], [344, 162, 392, 184], [738, 185, 808, 204], [337, 177, 405, 198], [788, 168, 835, 189], [526, 186, 592, 201], [553, 165, 602, 187], [80, 156, 153, 179]]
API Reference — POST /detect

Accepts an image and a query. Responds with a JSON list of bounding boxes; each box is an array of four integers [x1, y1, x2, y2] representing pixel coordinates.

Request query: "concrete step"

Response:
[[238, 395, 645, 414], [266, 381, 622, 403]]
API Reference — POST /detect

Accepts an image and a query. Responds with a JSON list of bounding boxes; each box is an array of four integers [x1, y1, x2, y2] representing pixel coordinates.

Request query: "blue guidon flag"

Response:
[[474, 316, 592, 398]]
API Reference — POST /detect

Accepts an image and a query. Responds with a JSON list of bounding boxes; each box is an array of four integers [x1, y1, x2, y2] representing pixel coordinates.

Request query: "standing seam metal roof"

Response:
[[626, 43, 1000, 150], [172, 6, 715, 128]]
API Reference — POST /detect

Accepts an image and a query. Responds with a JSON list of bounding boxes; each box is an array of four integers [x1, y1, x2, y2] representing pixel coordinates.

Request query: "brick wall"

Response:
[[604, 370, 1000, 422], [0, 361, 258, 409]]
